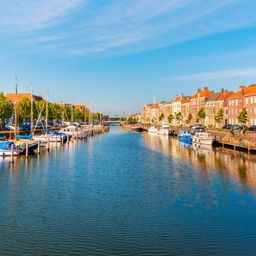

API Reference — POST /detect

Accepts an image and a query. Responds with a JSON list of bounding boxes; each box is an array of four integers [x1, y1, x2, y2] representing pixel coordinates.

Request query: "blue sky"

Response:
[[1, 0, 256, 116]]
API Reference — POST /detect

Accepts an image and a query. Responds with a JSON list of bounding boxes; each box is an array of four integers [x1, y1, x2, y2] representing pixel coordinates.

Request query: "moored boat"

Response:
[[192, 132, 214, 145], [157, 124, 169, 136], [178, 130, 192, 143], [148, 126, 158, 134], [60, 125, 86, 139], [0, 142, 23, 157]]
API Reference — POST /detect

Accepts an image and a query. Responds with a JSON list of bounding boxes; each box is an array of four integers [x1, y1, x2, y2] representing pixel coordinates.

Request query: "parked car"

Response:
[[249, 125, 256, 131], [222, 124, 231, 129], [230, 125, 240, 131]]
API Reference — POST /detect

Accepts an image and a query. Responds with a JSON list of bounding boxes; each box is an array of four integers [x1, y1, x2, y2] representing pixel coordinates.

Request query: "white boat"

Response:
[[33, 133, 67, 144], [60, 125, 86, 138], [148, 126, 158, 134], [0, 142, 23, 157], [157, 124, 169, 136], [192, 132, 214, 145]]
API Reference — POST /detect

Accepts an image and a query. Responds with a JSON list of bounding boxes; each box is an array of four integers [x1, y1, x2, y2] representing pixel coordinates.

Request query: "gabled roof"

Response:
[[191, 87, 213, 99], [227, 84, 256, 99], [6, 93, 43, 103], [206, 92, 221, 102], [244, 84, 256, 96], [217, 91, 233, 101]]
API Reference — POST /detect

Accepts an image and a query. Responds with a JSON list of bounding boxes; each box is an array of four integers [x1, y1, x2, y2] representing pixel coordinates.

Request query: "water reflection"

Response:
[[142, 132, 256, 191]]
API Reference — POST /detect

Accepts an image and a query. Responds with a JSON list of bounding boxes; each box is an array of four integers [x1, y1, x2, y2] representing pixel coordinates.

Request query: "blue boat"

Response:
[[0, 142, 22, 157], [178, 130, 192, 143]]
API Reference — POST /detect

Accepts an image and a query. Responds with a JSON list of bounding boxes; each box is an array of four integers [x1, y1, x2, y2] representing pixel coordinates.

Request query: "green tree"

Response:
[[127, 116, 136, 123], [186, 113, 193, 124], [0, 93, 13, 128], [34, 100, 46, 120], [168, 114, 173, 124], [15, 98, 31, 122], [93, 112, 103, 122], [175, 112, 182, 124], [159, 113, 164, 121], [197, 108, 206, 122], [215, 109, 224, 125], [237, 108, 247, 124], [73, 109, 84, 121], [48, 103, 63, 121]]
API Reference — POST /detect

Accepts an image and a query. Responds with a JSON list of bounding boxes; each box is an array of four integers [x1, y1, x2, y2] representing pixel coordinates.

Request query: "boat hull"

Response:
[[192, 137, 213, 145]]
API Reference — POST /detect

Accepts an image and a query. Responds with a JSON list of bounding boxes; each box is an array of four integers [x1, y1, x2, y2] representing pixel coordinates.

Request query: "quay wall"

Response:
[[121, 123, 256, 154]]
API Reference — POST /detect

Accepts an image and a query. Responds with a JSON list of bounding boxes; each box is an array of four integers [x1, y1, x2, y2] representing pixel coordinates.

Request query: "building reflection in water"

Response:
[[142, 132, 256, 191]]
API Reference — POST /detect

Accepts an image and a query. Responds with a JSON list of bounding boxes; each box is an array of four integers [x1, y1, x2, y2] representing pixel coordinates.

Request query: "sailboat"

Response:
[[33, 94, 67, 144]]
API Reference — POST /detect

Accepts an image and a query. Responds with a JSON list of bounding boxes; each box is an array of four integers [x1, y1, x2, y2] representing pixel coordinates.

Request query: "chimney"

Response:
[[204, 86, 208, 91], [221, 88, 224, 93], [238, 85, 245, 91]]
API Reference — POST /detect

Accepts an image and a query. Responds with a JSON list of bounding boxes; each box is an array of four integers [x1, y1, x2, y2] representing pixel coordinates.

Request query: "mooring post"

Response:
[[26, 141, 29, 158], [37, 140, 40, 154], [11, 144, 14, 163], [47, 137, 50, 151]]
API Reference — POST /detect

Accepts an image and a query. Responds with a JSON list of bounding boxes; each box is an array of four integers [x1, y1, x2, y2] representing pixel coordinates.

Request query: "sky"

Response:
[[1, 0, 256, 116]]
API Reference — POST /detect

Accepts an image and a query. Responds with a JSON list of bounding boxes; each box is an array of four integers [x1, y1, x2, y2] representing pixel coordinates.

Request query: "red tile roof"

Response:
[[217, 91, 233, 101], [6, 93, 43, 103], [244, 84, 256, 96], [191, 87, 213, 99]]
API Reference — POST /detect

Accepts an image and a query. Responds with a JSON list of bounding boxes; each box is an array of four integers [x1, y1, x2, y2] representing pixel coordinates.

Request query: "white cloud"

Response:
[[0, 0, 83, 31], [173, 68, 256, 81], [1, 0, 256, 56]]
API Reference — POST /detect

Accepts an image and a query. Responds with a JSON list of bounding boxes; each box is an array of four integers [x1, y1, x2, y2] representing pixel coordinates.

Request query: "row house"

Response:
[[204, 90, 233, 127], [141, 103, 160, 124], [205, 92, 221, 127], [171, 95, 190, 125], [227, 84, 256, 125], [181, 98, 190, 125], [190, 87, 213, 124]]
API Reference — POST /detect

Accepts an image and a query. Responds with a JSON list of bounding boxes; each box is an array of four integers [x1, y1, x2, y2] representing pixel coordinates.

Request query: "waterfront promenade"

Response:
[[122, 123, 256, 154]]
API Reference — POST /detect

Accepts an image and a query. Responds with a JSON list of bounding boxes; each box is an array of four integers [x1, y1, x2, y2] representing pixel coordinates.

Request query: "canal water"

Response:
[[1, 125, 256, 255]]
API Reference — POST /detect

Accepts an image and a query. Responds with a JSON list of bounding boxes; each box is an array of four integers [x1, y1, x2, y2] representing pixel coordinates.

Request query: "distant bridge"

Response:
[[102, 117, 124, 125]]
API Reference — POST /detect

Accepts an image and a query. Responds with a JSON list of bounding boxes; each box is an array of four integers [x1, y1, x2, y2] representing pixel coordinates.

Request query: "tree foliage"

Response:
[[175, 112, 182, 123], [197, 108, 206, 121], [127, 116, 137, 123], [15, 98, 31, 121], [237, 108, 247, 124], [215, 109, 224, 123], [186, 113, 193, 124], [159, 113, 164, 121], [0, 93, 13, 127], [168, 114, 173, 124]]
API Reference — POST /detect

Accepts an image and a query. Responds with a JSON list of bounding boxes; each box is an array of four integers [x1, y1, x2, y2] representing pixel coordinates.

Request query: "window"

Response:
[[251, 96, 254, 104], [246, 98, 249, 104]]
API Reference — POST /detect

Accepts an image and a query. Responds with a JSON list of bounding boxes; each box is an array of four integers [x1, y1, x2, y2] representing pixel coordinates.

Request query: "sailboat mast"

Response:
[[45, 92, 49, 130], [14, 77, 18, 140], [30, 83, 33, 133], [71, 103, 74, 124]]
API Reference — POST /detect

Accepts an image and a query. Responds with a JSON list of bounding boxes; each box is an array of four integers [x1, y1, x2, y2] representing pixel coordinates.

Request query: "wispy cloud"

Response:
[[0, 0, 84, 31], [1, 0, 256, 56], [173, 68, 256, 81]]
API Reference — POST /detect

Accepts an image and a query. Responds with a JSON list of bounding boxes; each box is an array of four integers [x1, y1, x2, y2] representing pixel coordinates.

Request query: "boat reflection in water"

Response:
[[142, 132, 256, 191]]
